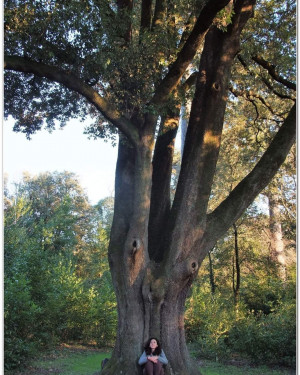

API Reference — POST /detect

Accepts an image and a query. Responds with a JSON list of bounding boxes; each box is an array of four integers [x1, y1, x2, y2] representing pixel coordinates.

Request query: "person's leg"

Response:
[[153, 361, 163, 375], [144, 361, 154, 375]]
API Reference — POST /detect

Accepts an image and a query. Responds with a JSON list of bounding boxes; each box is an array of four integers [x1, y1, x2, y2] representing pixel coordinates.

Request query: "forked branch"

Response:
[[151, 0, 231, 105]]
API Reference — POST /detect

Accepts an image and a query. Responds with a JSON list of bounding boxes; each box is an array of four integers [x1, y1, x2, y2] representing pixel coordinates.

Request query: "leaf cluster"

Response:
[[4, 0, 202, 137]]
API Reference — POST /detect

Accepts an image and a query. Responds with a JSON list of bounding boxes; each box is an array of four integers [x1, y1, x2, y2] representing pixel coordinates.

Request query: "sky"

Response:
[[3, 117, 118, 204], [3, 113, 183, 206]]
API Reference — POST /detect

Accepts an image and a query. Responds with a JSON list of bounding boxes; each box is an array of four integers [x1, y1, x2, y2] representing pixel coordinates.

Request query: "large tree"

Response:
[[4, 0, 296, 374]]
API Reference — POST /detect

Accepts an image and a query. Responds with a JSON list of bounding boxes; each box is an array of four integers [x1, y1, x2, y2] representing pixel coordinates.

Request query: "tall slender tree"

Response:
[[266, 189, 286, 280], [4, 0, 296, 374]]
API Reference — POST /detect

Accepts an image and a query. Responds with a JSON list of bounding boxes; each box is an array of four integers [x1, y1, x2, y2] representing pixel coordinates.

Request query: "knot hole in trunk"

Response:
[[191, 261, 198, 273], [212, 82, 221, 92], [132, 238, 141, 254]]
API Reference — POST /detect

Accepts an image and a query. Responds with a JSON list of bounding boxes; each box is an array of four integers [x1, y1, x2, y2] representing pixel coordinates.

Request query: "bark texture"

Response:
[[267, 193, 286, 280], [103, 2, 260, 374], [232, 223, 241, 305]]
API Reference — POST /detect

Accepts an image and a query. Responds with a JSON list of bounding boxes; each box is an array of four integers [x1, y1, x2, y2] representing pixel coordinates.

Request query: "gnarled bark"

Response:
[[104, 2, 259, 374]]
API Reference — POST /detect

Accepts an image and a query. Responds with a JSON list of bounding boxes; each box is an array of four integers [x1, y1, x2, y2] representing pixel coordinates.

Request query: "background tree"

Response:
[[4, 0, 296, 374], [4, 172, 117, 369]]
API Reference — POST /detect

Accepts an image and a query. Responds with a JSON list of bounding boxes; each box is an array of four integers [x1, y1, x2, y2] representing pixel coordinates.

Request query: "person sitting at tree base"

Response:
[[138, 337, 168, 375]]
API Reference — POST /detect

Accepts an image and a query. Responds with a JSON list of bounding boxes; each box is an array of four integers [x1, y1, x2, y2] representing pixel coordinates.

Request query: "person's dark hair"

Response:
[[144, 337, 162, 356]]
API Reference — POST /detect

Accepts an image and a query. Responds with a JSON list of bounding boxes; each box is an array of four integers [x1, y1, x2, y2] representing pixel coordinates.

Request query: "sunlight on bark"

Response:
[[203, 130, 221, 149]]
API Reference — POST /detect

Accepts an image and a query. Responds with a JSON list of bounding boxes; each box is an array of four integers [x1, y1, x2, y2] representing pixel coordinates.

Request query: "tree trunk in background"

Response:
[[208, 250, 216, 294], [267, 193, 286, 281], [232, 223, 240, 305]]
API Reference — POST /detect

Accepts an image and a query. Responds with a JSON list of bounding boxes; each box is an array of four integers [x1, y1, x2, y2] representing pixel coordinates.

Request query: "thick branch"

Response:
[[149, 109, 180, 262], [177, 13, 197, 50], [4, 55, 139, 145], [116, 0, 133, 43], [260, 76, 295, 100], [173, 0, 256, 225], [181, 72, 198, 93], [252, 55, 296, 91], [141, 0, 152, 30], [205, 103, 296, 249], [151, 0, 230, 105], [159, 0, 257, 272], [152, 0, 166, 28]]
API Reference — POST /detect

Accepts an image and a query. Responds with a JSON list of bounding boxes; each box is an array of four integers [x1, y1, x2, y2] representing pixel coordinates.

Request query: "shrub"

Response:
[[185, 286, 238, 360], [227, 302, 296, 367], [185, 277, 296, 367], [4, 275, 41, 369], [82, 271, 117, 347]]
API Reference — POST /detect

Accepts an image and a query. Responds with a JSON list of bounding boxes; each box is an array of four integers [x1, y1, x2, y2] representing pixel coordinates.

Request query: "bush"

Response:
[[185, 286, 238, 360], [185, 277, 296, 367], [82, 271, 117, 347], [4, 275, 41, 369], [240, 276, 284, 315], [227, 302, 296, 367]]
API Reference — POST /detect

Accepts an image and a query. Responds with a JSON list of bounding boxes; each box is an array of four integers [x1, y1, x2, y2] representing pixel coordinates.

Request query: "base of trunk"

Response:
[[100, 358, 203, 375]]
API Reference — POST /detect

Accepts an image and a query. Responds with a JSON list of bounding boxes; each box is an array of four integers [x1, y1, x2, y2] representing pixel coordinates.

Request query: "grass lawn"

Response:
[[199, 360, 295, 375], [34, 351, 110, 374], [6, 345, 295, 375], [31, 345, 111, 375]]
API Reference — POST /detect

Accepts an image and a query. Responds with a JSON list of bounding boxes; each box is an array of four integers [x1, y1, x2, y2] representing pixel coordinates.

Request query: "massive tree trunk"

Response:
[[103, 2, 261, 374]]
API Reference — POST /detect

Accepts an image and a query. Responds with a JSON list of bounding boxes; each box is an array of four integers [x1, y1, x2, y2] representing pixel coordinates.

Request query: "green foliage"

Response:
[[185, 207, 296, 367], [4, 274, 41, 369], [185, 281, 296, 366], [4, 172, 116, 370], [94, 197, 114, 238], [185, 263, 296, 367], [185, 286, 239, 360], [4, 0, 199, 137], [240, 276, 284, 315], [82, 272, 117, 347], [228, 301, 296, 367]]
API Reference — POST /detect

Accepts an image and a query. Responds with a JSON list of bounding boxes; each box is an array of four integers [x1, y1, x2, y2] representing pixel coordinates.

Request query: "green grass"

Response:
[[33, 349, 111, 375], [200, 360, 295, 375], [65, 353, 110, 374], [7, 346, 295, 375]]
